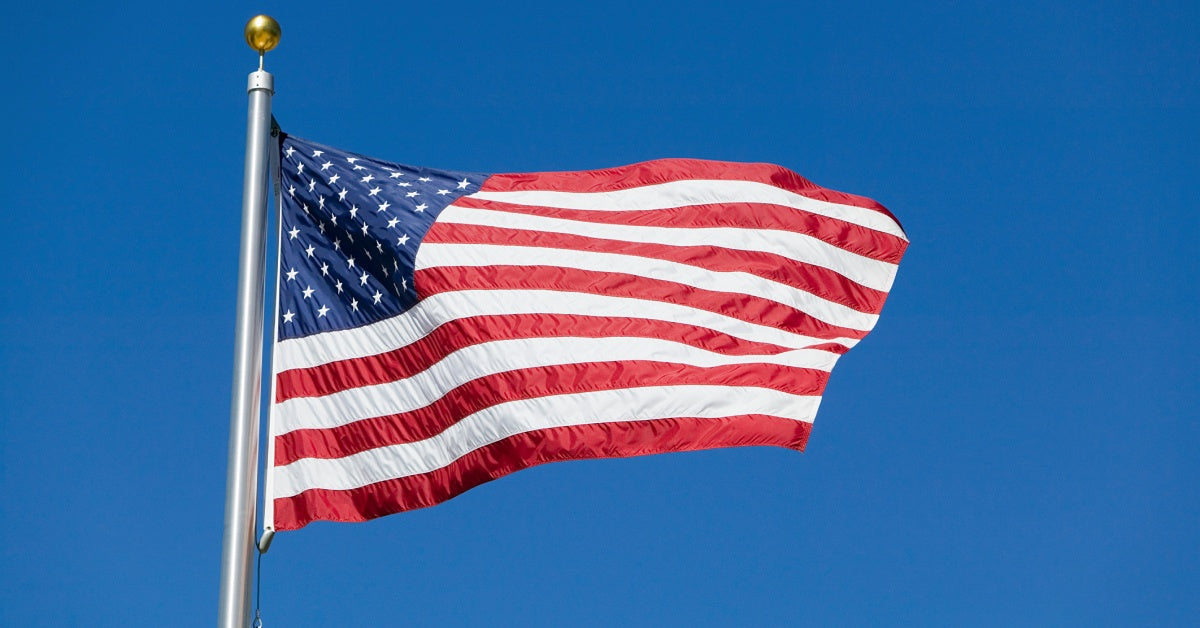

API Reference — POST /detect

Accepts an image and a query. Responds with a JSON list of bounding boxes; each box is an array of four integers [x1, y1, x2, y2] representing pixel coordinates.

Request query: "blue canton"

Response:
[[276, 134, 488, 340]]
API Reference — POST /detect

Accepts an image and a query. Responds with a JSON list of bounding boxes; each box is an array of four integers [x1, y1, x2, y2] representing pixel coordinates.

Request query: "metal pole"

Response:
[[218, 66, 274, 628]]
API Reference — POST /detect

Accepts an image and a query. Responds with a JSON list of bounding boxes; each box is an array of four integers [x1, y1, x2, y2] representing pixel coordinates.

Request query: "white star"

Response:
[[349, 205, 359, 219], [282, 309, 295, 323], [329, 173, 340, 185], [437, 189, 451, 196], [321, 161, 333, 171], [414, 203, 428, 213], [333, 238, 342, 251], [397, 234, 410, 245], [318, 196, 325, 210], [346, 257, 356, 268], [376, 240, 384, 252], [418, 177, 432, 182], [288, 226, 300, 240], [307, 178, 316, 192], [317, 222, 326, 234], [368, 186, 381, 196], [361, 174, 374, 183], [360, 222, 370, 235], [397, 182, 412, 187], [285, 267, 298, 281], [346, 157, 358, 164], [457, 178, 470, 189], [302, 285, 315, 299], [401, 278, 408, 290], [377, 200, 390, 213], [335, 280, 344, 293], [386, 217, 400, 229], [312, 150, 324, 157], [360, 271, 370, 286], [288, 185, 296, 197], [353, 164, 366, 171], [330, 214, 338, 225], [406, 191, 420, 198], [350, 298, 359, 311], [320, 262, 330, 276], [390, 171, 403, 178], [317, 304, 330, 317], [305, 244, 316, 258], [372, 290, 383, 304], [297, 162, 304, 174], [285, 146, 295, 158], [338, 188, 348, 201]]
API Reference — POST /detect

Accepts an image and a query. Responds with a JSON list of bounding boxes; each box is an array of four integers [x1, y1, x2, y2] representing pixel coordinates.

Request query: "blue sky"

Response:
[[1, 1, 1196, 625]]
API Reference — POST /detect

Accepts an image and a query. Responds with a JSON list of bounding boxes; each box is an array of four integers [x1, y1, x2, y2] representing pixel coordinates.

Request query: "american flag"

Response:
[[264, 133, 907, 532]]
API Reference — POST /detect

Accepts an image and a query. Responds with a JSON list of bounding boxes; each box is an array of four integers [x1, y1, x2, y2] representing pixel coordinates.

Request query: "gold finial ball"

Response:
[[244, 15, 281, 54]]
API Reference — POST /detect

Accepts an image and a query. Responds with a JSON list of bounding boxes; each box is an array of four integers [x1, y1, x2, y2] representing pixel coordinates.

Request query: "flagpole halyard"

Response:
[[219, 15, 279, 628]]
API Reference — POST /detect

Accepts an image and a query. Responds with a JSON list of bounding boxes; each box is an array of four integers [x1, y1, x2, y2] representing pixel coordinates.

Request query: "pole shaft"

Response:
[[218, 69, 274, 628]]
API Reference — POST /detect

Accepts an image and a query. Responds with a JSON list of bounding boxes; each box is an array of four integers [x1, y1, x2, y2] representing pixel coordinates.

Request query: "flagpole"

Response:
[[219, 15, 279, 628]]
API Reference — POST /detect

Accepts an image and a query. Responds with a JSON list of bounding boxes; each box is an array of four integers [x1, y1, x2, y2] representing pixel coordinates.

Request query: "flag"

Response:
[[264, 133, 907, 531]]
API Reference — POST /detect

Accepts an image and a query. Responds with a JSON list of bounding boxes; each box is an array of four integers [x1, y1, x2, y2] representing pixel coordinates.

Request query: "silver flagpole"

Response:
[[219, 15, 279, 628]]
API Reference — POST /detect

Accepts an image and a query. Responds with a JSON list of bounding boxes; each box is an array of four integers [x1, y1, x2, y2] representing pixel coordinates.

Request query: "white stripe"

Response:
[[439, 204, 898, 292], [417, 243, 880, 331], [274, 289, 859, 372], [275, 335, 837, 435], [273, 384, 820, 497], [468, 179, 908, 241]]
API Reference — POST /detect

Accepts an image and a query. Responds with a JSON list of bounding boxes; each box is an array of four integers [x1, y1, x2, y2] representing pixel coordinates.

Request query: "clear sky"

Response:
[[1, 1, 1196, 626]]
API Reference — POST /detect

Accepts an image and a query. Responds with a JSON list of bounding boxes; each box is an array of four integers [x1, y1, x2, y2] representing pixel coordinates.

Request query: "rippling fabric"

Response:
[[264, 133, 907, 531]]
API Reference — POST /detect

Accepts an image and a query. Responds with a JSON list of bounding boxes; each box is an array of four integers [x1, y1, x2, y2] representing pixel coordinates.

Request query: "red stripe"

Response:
[[276, 313, 807, 402], [808, 343, 851, 355], [275, 361, 828, 465], [452, 196, 908, 265], [425, 222, 889, 314], [479, 158, 904, 231], [273, 414, 812, 530], [415, 265, 871, 341]]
